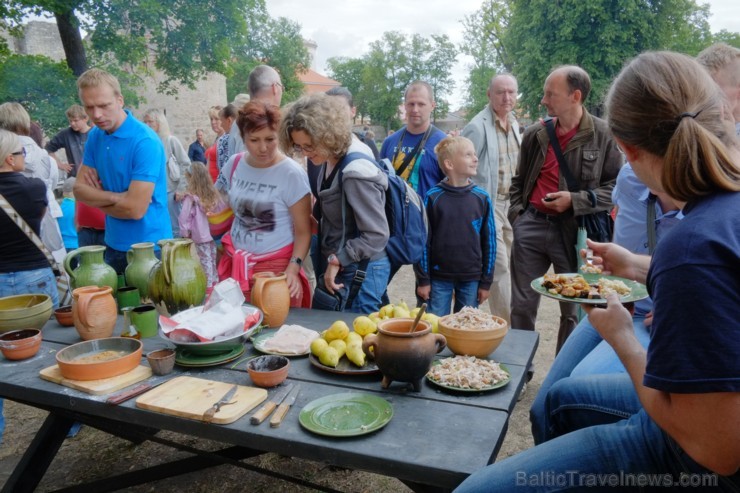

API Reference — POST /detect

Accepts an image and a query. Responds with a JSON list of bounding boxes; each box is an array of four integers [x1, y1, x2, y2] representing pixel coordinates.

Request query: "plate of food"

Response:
[[426, 355, 511, 392], [251, 325, 318, 357], [299, 392, 393, 437], [530, 273, 648, 305], [308, 353, 380, 376]]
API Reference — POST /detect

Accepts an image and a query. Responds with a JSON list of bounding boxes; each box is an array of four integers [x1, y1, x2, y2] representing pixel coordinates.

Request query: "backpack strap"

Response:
[[543, 117, 579, 192]]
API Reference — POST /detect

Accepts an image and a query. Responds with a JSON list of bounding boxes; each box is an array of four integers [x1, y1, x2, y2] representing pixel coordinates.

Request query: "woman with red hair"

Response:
[[216, 101, 312, 307]]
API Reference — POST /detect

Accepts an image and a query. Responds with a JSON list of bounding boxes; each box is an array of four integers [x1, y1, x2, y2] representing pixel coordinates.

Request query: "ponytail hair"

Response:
[[606, 51, 739, 201]]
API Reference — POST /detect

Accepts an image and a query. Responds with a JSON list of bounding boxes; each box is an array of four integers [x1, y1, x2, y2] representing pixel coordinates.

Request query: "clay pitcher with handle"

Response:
[[72, 286, 117, 340], [148, 239, 206, 316], [64, 245, 118, 295], [251, 272, 290, 327]]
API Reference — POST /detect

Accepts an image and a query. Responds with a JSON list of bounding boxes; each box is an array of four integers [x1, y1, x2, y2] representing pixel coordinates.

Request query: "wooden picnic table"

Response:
[[0, 308, 538, 493]]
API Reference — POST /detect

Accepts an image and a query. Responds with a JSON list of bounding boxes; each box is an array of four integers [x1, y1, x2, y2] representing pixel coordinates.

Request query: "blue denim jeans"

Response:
[[335, 256, 390, 315], [530, 316, 649, 444], [77, 228, 106, 248], [0, 267, 59, 309], [428, 279, 479, 316], [455, 410, 737, 492]]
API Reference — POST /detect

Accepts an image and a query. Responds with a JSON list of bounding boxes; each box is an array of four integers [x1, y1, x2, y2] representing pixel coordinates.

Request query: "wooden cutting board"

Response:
[[40, 365, 152, 395], [135, 376, 267, 424]]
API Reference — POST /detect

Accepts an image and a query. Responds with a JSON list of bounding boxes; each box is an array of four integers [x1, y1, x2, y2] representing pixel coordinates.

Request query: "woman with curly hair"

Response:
[[280, 93, 390, 314], [216, 100, 312, 307]]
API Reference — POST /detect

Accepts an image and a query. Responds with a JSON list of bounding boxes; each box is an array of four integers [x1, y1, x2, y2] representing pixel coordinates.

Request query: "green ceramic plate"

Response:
[[175, 345, 245, 367], [530, 273, 649, 305], [251, 330, 310, 357], [308, 353, 380, 375], [426, 360, 511, 393], [299, 392, 393, 437]]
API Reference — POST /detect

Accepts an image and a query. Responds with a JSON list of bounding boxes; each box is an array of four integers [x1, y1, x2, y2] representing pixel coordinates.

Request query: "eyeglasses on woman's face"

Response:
[[11, 148, 26, 157], [293, 143, 315, 154]]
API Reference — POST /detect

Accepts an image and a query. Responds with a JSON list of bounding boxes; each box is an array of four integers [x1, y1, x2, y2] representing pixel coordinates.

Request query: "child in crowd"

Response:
[[415, 136, 496, 316], [57, 177, 78, 251], [178, 162, 225, 291]]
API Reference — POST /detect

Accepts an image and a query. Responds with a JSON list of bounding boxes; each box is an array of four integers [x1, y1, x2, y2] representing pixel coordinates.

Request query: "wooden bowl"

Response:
[[56, 337, 142, 381], [247, 355, 289, 388], [438, 314, 509, 358], [54, 306, 74, 327], [0, 294, 53, 333], [0, 329, 42, 360]]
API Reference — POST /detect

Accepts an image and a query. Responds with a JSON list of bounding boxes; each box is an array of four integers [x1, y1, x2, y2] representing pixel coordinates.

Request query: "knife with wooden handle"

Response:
[[202, 384, 238, 423], [270, 385, 300, 428], [250, 383, 293, 425]]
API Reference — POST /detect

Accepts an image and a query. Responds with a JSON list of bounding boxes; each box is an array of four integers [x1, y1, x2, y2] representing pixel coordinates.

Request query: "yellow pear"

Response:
[[324, 320, 350, 342], [329, 339, 347, 359], [393, 306, 410, 319], [353, 315, 377, 336], [318, 346, 340, 367], [345, 332, 363, 347], [346, 345, 366, 367], [368, 311, 381, 324], [310, 338, 329, 356], [379, 303, 395, 318], [397, 300, 409, 311], [410, 307, 421, 318], [423, 313, 440, 333]]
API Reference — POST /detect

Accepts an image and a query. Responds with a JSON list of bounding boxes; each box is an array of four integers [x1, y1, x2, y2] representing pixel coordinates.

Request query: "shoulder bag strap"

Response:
[[394, 125, 433, 178], [543, 117, 579, 192], [0, 193, 60, 275], [646, 193, 658, 254]]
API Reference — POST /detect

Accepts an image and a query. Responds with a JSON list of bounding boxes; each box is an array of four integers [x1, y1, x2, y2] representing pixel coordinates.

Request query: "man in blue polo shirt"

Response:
[[73, 68, 172, 273]]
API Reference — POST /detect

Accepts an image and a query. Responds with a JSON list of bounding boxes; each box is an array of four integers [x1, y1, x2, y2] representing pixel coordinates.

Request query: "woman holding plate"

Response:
[[216, 100, 312, 308], [456, 52, 740, 492]]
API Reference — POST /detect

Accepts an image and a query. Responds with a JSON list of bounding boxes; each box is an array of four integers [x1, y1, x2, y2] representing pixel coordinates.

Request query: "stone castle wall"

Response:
[[4, 21, 228, 148]]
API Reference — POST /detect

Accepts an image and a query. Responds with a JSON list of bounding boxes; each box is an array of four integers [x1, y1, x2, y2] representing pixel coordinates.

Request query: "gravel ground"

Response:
[[0, 265, 559, 492]]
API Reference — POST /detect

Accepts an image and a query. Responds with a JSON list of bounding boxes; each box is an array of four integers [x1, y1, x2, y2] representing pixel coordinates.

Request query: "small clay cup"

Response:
[[146, 348, 176, 376], [0, 329, 42, 360], [247, 355, 290, 388], [54, 305, 74, 327]]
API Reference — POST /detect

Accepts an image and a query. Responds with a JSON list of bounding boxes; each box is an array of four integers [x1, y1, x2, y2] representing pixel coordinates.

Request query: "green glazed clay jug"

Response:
[[148, 239, 206, 316], [125, 242, 159, 301], [64, 245, 118, 296]]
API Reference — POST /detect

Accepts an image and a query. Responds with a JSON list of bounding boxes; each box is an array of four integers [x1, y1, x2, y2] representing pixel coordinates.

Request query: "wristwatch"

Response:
[[327, 254, 340, 266], [289, 256, 303, 266]]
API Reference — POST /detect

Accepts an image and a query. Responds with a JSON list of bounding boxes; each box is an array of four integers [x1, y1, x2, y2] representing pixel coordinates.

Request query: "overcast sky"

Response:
[[267, 0, 740, 109]]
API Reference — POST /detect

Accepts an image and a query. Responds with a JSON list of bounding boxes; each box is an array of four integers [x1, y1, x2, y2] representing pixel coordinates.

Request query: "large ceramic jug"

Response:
[[64, 245, 118, 295], [72, 286, 117, 340], [125, 242, 158, 301], [362, 318, 446, 392], [251, 272, 290, 327], [148, 239, 206, 316]]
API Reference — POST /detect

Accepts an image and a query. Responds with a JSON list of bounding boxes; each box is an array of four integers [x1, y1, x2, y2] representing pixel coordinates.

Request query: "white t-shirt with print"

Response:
[[217, 154, 310, 254]]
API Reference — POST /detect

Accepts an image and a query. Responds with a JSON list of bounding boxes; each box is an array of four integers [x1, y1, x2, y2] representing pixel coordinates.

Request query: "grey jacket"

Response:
[[318, 157, 389, 267], [509, 109, 622, 223], [462, 105, 521, 200]]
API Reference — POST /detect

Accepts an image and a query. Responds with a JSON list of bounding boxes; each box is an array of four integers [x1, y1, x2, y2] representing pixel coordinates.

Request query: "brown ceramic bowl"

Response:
[[247, 355, 290, 388], [0, 329, 42, 360], [438, 314, 509, 358], [56, 337, 142, 381], [146, 348, 176, 376], [54, 305, 74, 327]]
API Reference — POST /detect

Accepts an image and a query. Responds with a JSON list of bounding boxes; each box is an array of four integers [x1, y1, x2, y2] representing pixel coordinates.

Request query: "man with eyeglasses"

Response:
[[225, 65, 284, 159]]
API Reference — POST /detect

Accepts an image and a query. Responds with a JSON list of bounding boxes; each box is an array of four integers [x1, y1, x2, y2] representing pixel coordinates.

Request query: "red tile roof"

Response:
[[298, 69, 341, 93]]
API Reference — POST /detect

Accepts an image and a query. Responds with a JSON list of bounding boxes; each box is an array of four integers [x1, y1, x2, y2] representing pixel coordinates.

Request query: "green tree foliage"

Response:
[[713, 30, 740, 48], [326, 31, 458, 131], [0, 54, 77, 135], [227, 11, 310, 105], [4, 0, 253, 93], [504, 0, 714, 117], [460, 0, 512, 114]]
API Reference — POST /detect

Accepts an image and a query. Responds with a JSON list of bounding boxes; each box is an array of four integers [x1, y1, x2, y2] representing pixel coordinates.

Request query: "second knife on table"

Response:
[[250, 383, 294, 425]]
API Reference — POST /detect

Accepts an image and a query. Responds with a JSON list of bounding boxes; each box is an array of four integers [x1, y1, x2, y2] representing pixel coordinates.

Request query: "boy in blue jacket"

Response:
[[415, 136, 495, 316]]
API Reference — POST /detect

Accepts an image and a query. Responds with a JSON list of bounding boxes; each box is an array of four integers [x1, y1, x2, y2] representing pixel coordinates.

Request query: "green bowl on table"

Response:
[[0, 294, 53, 333]]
